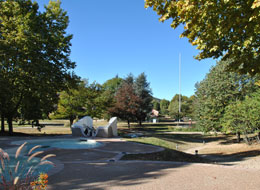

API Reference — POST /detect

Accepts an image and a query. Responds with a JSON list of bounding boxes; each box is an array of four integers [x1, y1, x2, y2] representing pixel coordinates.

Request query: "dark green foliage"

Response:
[[53, 80, 108, 126], [194, 59, 259, 133], [168, 94, 194, 120], [152, 99, 160, 111], [101, 76, 123, 119], [102, 76, 123, 95], [159, 99, 170, 115], [108, 73, 153, 126], [222, 89, 260, 143], [0, 0, 75, 133], [134, 73, 153, 125]]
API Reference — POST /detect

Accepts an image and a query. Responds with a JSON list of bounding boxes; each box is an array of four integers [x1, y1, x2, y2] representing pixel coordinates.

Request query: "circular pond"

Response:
[[11, 138, 103, 152]]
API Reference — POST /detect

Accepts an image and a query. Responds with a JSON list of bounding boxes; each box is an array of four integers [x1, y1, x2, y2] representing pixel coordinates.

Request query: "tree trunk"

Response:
[[69, 117, 74, 127], [257, 132, 260, 143], [243, 133, 250, 145], [1, 114, 5, 133], [7, 117, 13, 135], [139, 120, 142, 126], [236, 132, 241, 143], [127, 120, 130, 129]]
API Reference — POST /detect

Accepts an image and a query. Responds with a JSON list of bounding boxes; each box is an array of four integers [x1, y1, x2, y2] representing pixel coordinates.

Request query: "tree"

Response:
[[160, 99, 170, 115], [194, 59, 259, 133], [152, 99, 160, 111], [101, 76, 123, 119], [109, 82, 141, 128], [54, 80, 109, 126], [0, 0, 75, 134], [168, 94, 192, 120], [53, 81, 87, 127], [222, 90, 260, 143], [145, 0, 260, 74], [134, 73, 153, 125], [84, 82, 109, 119], [102, 76, 123, 94]]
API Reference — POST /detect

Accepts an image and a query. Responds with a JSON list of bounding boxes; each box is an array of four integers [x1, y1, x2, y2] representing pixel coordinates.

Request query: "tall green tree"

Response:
[[102, 76, 123, 94], [152, 99, 160, 111], [160, 99, 170, 115], [0, 0, 75, 134], [84, 82, 109, 119], [54, 80, 109, 126], [101, 76, 123, 119], [134, 73, 153, 125], [145, 0, 260, 74], [222, 89, 260, 143], [53, 81, 87, 127], [194, 60, 259, 133], [168, 94, 192, 120]]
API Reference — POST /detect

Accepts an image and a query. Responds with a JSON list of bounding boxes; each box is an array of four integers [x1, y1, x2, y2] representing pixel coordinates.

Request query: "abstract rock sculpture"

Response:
[[71, 116, 118, 138]]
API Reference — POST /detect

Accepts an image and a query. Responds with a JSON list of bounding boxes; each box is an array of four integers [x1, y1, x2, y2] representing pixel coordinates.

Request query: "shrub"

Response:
[[0, 142, 55, 190]]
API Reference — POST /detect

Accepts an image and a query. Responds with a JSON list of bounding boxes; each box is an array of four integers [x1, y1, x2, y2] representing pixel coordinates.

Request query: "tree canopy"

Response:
[[134, 73, 153, 125], [222, 89, 260, 143], [168, 94, 193, 120], [0, 0, 75, 133], [109, 82, 141, 128], [194, 59, 259, 133], [160, 99, 170, 115], [145, 0, 260, 74], [108, 73, 153, 127]]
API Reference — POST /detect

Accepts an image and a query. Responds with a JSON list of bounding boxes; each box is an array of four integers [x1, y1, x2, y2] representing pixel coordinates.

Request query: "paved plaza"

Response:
[[2, 136, 260, 190]]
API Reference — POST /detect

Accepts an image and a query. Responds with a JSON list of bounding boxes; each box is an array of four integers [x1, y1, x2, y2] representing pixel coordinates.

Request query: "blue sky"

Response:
[[37, 0, 216, 101]]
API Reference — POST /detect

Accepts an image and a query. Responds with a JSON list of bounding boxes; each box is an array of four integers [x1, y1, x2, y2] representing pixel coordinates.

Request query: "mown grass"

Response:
[[121, 148, 210, 163]]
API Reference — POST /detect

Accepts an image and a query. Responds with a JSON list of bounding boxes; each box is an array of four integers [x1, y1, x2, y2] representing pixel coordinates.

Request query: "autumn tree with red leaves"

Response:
[[109, 82, 141, 128]]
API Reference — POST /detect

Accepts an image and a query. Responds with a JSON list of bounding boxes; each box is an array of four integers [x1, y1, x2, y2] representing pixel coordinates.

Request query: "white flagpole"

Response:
[[179, 53, 181, 123]]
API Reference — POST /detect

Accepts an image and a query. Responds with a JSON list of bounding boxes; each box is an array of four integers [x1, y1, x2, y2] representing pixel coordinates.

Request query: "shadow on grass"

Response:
[[201, 150, 260, 164], [121, 148, 210, 163], [0, 131, 66, 137], [47, 140, 197, 190]]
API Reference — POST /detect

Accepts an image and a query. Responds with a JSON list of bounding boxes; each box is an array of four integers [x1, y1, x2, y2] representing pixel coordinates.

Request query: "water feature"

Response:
[[11, 138, 103, 152]]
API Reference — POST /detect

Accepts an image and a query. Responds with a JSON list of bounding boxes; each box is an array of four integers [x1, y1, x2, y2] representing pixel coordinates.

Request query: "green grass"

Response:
[[121, 148, 210, 163], [127, 137, 178, 150], [120, 122, 231, 162]]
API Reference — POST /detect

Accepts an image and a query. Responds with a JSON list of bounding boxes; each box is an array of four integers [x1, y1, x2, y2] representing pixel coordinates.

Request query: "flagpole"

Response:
[[179, 53, 181, 123]]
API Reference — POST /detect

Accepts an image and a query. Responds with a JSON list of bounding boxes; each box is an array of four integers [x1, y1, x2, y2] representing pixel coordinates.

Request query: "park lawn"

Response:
[[121, 148, 210, 163]]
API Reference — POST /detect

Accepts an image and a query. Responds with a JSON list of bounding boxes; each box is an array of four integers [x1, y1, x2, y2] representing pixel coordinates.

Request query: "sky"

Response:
[[37, 0, 216, 101]]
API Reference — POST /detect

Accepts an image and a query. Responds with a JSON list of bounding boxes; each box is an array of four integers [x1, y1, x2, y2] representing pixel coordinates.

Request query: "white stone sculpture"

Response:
[[95, 117, 118, 138], [71, 116, 96, 137], [71, 116, 118, 138]]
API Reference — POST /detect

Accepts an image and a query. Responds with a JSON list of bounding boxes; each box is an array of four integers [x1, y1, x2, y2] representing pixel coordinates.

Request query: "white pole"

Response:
[[179, 53, 181, 123]]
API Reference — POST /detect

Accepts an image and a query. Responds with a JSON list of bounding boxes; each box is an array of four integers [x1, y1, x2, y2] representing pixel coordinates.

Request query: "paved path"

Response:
[[48, 161, 260, 190], [2, 137, 260, 190]]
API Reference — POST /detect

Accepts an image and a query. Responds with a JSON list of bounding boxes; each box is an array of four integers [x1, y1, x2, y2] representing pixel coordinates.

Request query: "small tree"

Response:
[[134, 73, 153, 125], [222, 92, 260, 144], [160, 99, 170, 115], [152, 99, 160, 111], [168, 94, 192, 120], [54, 81, 87, 127], [100, 76, 123, 119], [109, 83, 141, 128]]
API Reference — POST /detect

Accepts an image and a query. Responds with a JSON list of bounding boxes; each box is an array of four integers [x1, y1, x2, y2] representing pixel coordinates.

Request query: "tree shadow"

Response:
[[152, 133, 230, 144], [48, 161, 191, 190], [201, 150, 260, 164], [46, 139, 198, 190]]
